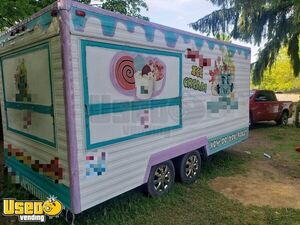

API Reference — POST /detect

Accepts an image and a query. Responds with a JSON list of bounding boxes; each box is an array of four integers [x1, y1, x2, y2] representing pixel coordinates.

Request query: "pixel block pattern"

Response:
[[86, 152, 106, 176], [7, 144, 63, 183]]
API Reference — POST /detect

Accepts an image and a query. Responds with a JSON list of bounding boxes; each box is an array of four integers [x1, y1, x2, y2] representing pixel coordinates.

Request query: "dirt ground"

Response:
[[210, 161, 300, 209], [209, 124, 300, 209]]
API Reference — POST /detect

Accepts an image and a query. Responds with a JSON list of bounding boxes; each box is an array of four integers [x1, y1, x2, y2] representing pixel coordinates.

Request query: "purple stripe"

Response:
[[58, 0, 81, 214], [71, 1, 250, 52], [143, 137, 208, 183]]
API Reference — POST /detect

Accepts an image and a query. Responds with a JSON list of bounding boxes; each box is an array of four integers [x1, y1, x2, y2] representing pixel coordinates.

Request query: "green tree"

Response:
[[0, 0, 148, 31], [190, 0, 300, 85], [102, 0, 148, 20], [252, 47, 300, 91], [215, 33, 231, 42]]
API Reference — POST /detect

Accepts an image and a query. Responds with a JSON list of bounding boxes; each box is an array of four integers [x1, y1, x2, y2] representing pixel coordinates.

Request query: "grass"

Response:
[[1, 124, 300, 225]]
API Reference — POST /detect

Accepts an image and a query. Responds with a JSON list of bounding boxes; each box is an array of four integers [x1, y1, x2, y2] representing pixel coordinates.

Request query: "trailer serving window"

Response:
[[0, 43, 56, 147], [81, 40, 182, 149]]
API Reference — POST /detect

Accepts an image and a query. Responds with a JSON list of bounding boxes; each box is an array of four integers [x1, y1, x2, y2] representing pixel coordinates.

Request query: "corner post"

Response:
[[57, 0, 81, 214]]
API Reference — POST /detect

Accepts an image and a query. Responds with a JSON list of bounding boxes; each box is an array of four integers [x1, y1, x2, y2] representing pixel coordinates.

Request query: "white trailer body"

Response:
[[0, 0, 250, 214]]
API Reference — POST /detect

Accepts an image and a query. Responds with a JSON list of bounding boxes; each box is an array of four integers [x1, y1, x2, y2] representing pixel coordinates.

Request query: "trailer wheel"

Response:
[[177, 151, 201, 184], [146, 160, 175, 197]]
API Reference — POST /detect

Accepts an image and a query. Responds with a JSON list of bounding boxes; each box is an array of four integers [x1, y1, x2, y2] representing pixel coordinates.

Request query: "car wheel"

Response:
[[249, 112, 254, 128], [146, 160, 175, 197], [177, 151, 201, 184], [276, 111, 288, 126]]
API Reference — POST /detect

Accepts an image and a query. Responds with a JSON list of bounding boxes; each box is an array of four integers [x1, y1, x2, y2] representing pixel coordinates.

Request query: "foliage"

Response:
[[251, 47, 300, 91], [0, 0, 148, 31], [0, 0, 54, 30], [102, 0, 148, 21], [215, 33, 232, 42], [190, 0, 300, 85]]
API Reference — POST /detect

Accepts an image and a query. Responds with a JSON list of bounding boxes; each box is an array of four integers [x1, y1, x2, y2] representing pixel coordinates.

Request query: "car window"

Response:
[[255, 91, 268, 101], [255, 91, 276, 102], [265, 91, 276, 101], [270, 92, 277, 101]]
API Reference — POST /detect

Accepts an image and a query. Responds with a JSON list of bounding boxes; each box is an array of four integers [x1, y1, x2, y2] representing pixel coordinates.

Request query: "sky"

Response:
[[142, 0, 261, 62], [90, 0, 262, 62]]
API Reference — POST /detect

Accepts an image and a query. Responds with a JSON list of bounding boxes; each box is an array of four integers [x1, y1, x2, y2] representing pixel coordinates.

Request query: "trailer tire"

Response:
[[177, 151, 201, 184], [146, 160, 175, 197]]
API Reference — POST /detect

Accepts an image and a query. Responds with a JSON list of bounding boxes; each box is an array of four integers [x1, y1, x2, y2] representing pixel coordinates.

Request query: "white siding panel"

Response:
[[70, 12, 250, 211], [0, 36, 70, 187]]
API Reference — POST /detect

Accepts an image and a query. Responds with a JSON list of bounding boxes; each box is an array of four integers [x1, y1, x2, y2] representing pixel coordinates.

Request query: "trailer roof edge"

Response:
[[72, 1, 251, 52]]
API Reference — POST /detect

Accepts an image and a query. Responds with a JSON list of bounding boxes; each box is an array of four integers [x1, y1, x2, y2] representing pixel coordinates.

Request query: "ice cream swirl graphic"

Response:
[[115, 56, 136, 90]]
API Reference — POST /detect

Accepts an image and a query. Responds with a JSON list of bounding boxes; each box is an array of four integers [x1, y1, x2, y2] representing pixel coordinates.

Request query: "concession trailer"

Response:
[[0, 0, 251, 219]]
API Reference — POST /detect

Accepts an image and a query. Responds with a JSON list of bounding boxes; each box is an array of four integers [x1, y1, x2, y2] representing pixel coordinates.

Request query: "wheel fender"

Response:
[[143, 137, 208, 183]]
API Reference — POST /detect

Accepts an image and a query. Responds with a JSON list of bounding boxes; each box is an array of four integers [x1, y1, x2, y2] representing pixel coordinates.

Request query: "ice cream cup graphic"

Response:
[[154, 78, 164, 92], [134, 71, 155, 100]]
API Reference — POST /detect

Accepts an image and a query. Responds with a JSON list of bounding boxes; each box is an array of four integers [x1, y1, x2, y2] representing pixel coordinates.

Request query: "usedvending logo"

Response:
[[2, 196, 63, 222]]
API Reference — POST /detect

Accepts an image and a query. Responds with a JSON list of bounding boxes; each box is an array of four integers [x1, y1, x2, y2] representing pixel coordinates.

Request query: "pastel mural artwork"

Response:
[[14, 58, 32, 102], [114, 55, 136, 90], [1, 43, 55, 147], [184, 49, 210, 93], [110, 52, 166, 100], [209, 56, 235, 97], [183, 49, 239, 113], [207, 51, 239, 113]]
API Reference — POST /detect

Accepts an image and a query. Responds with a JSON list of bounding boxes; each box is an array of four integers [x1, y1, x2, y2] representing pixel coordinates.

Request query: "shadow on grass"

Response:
[[201, 150, 249, 180], [250, 122, 278, 130]]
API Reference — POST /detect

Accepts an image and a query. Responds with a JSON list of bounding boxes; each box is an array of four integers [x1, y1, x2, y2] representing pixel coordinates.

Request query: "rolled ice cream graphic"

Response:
[[115, 56, 136, 90], [111, 53, 166, 99]]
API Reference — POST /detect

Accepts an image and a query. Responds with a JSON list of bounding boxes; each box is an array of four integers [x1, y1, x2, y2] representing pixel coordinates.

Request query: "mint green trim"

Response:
[[5, 102, 53, 115], [208, 127, 249, 155], [179, 55, 183, 126], [89, 124, 182, 149], [4, 149, 70, 209], [88, 97, 181, 115], [1, 42, 49, 59], [81, 40, 183, 58], [7, 127, 55, 147], [0, 42, 56, 148], [81, 40, 183, 150]]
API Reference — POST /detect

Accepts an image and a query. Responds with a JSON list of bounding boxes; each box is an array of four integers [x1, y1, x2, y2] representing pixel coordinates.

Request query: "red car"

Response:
[[250, 90, 293, 125]]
